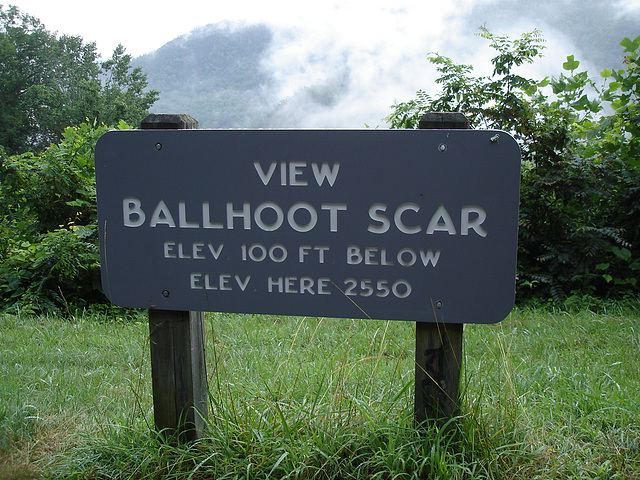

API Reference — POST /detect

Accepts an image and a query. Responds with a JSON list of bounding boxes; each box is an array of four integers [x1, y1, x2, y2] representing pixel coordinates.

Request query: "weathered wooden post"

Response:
[[141, 113, 208, 443], [414, 112, 469, 426]]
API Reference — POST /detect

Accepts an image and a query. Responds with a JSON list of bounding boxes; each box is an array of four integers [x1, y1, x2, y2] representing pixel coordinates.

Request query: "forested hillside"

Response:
[[133, 22, 351, 129], [134, 23, 273, 128]]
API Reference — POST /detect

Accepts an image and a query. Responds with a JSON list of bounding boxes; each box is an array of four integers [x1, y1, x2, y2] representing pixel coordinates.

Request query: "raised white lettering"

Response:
[[164, 241, 176, 258], [207, 243, 224, 259], [192, 242, 205, 259], [253, 161, 340, 186], [312, 162, 340, 186], [267, 276, 331, 294], [287, 202, 317, 232], [420, 249, 441, 267], [320, 204, 347, 232], [253, 161, 277, 185], [289, 162, 307, 186], [226, 202, 251, 230], [367, 204, 390, 234], [202, 202, 223, 229], [190, 273, 251, 291], [426, 204, 456, 235], [123, 198, 145, 227], [461, 206, 487, 237], [347, 245, 441, 267], [254, 202, 284, 231], [178, 201, 199, 228], [150, 200, 175, 227], [315, 246, 329, 263], [394, 203, 421, 234]]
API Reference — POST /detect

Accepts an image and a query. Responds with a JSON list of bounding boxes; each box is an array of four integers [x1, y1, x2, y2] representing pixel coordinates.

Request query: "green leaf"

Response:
[[620, 37, 638, 52], [601, 68, 613, 78], [537, 76, 550, 87], [610, 247, 632, 262], [570, 94, 591, 110], [562, 55, 580, 71], [596, 263, 610, 270]]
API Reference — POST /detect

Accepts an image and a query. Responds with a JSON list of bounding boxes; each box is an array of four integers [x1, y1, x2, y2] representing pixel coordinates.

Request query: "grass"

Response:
[[0, 302, 639, 478]]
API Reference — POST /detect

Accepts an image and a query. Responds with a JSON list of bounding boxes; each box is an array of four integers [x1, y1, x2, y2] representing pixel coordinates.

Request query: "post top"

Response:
[[141, 114, 199, 130], [419, 112, 470, 130]]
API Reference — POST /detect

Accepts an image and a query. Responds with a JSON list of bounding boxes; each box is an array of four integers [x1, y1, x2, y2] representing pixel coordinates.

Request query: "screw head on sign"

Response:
[[435, 301, 443, 309], [438, 143, 447, 152], [162, 290, 170, 298], [155, 143, 163, 151]]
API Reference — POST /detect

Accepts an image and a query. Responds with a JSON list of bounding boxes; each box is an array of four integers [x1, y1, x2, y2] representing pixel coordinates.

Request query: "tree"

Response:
[[0, 5, 158, 155], [100, 44, 160, 126]]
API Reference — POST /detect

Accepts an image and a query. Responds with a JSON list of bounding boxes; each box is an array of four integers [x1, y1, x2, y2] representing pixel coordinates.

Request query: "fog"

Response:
[[224, 1, 637, 127]]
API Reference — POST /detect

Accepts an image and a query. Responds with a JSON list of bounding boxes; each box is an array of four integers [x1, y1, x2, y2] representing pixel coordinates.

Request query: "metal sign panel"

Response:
[[95, 129, 520, 323]]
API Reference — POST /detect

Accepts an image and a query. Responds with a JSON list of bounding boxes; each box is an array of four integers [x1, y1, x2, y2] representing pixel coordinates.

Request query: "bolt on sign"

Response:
[[95, 129, 521, 324]]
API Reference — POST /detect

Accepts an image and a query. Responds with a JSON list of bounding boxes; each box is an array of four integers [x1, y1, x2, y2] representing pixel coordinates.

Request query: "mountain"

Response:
[[134, 22, 351, 129], [134, 23, 274, 128]]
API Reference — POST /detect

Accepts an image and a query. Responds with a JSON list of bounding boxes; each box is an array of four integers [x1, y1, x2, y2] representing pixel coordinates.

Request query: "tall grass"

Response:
[[463, 304, 640, 479], [0, 310, 150, 479], [1, 302, 639, 478]]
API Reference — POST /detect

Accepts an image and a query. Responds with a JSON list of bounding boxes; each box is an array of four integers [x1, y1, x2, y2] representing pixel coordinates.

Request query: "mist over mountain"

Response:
[[134, 23, 274, 128], [134, 0, 640, 129], [135, 21, 356, 129]]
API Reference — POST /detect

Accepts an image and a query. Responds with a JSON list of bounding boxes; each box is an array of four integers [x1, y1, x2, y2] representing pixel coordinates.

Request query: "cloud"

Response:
[[251, 0, 630, 128], [255, 2, 479, 127]]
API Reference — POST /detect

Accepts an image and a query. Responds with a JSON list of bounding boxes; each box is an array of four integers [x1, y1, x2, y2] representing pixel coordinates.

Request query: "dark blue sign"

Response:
[[95, 129, 520, 323]]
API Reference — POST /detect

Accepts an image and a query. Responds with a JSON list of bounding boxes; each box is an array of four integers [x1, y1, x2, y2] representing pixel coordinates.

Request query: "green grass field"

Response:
[[1, 303, 639, 479]]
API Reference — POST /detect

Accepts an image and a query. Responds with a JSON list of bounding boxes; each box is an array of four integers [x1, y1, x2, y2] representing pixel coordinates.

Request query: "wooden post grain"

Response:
[[141, 113, 208, 442], [414, 112, 468, 426]]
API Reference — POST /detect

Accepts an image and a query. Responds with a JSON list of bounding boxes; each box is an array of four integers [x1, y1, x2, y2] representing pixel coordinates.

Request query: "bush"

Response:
[[0, 122, 122, 313]]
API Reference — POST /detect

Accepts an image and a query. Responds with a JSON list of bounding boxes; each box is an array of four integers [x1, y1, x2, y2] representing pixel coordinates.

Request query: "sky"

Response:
[[7, 0, 640, 128], [10, 0, 640, 57]]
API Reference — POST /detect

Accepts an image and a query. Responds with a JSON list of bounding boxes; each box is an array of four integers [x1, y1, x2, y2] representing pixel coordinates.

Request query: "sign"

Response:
[[95, 129, 520, 323]]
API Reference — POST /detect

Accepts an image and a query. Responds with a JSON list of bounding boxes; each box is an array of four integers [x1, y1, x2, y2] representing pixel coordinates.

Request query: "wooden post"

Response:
[[414, 112, 468, 426], [141, 113, 208, 443]]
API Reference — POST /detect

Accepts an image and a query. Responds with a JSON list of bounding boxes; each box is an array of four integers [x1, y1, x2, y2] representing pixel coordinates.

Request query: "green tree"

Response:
[[0, 5, 158, 155], [100, 44, 160, 126]]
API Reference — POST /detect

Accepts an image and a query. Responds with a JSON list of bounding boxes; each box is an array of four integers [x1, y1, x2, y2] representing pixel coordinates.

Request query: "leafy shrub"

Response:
[[0, 122, 122, 313]]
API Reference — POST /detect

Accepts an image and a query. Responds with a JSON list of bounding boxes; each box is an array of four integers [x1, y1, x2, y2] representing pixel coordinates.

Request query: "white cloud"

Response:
[[251, 2, 476, 127]]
